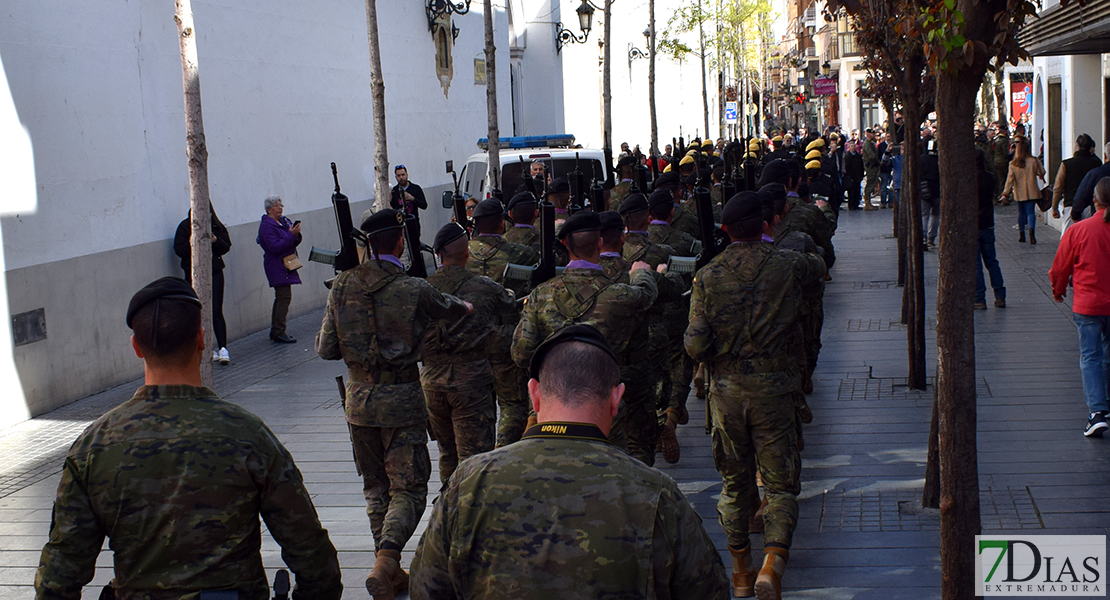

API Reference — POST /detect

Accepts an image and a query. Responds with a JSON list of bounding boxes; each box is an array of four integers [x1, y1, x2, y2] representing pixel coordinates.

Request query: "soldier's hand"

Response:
[[656, 263, 668, 273], [814, 199, 828, 209], [630, 260, 650, 273], [463, 300, 475, 314]]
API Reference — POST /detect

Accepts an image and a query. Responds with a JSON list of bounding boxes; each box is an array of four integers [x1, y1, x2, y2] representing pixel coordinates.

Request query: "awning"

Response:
[[1019, 1, 1110, 57]]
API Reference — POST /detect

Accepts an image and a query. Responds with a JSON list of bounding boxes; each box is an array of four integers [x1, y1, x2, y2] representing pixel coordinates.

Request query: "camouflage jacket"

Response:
[[670, 203, 701, 237], [991, 133, 1011, 171], [648, 222, 699, 258], [466, 235, 540, 297], [775, 196, 835, 269], [316, 259, 470, 427], [685, 242, 825, 396], [620, 235, 688, 306], [609, 180, 633, 212], [421, 266, 517, 391], [408, 423, 729, 600], [512, 266, 658, 370], [502, 224, 540, 254], [862, 139, 880, 171], [35, 385, 342, 600]]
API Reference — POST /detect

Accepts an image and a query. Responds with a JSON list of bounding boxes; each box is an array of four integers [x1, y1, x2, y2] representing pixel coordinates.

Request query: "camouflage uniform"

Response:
[[773, 214, 828, 389], [778, 195, 835, 269], [609, 180, 633, 212], [511, 265, 658, 453], [466, 234, 541, 445], [316, 259, 469, 552], [35, 385, 342, 600], [422, 265, 517, 482], [408, 423, 729, 599], [685, 241, 825, 551], [862, 138, 880, 203], [503, 224, 541, 254], [671, 203, 701, 237], [648, 222, 699, 416]]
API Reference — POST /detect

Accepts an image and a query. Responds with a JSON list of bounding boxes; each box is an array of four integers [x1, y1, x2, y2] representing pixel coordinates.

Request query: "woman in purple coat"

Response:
[[257, 196, 302, 343]]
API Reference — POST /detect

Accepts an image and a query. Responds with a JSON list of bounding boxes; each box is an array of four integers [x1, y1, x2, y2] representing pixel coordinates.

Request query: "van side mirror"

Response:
[[441, 190, 454, 209]]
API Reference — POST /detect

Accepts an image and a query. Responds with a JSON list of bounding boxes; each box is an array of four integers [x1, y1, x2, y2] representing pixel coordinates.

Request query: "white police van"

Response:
[[457, 134, 608, 199]]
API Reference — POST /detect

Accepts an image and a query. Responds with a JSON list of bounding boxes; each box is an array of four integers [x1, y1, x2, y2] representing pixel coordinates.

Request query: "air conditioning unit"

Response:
[[803, 5, 817, 28], [804, 47, 817, 58]]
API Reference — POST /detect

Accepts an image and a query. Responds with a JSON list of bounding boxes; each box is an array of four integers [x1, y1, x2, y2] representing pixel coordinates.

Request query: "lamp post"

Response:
[[628, 28, 649, 70], [425, 0, 471, 36], [555, 0, 598, 52]]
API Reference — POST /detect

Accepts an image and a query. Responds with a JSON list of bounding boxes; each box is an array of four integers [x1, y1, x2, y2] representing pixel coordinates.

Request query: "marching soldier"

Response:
[[609, 154, 638, 211], [503, 191, 541, 253], [37, 277, 343, 600], [422, 223, 518, 483], [410, 324, 729, 600], [465, 198, 540, 446], [511, 211, 658, 453], [315, 208, 472, 600], [685, 192, 825, 600], [654, 170, 701, 237]]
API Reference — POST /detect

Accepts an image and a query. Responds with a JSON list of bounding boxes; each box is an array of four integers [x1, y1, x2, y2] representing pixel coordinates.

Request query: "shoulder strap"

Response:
[[471, 238, 502, 262], [553, 276, 612, 320]]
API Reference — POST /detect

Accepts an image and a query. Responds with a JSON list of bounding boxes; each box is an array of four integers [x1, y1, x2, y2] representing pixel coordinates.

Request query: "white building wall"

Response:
[[0, 0, 511, 422]]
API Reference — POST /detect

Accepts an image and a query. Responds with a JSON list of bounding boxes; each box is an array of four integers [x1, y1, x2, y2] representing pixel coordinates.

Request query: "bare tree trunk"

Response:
[[994, 68, 1007, 126], [603, 0, 612, 154], [981, 74, 995, 124], [648, 0, 658, 155], [717, 0, 725, 140], [365, 0, 390, 208], [484, 0, 501, 194], [901, 99, 927, 390], [923, 389, 940, 507], [697, 0, 710, 139], [174, 0, 213, 388], [935, 63, 982, 600]]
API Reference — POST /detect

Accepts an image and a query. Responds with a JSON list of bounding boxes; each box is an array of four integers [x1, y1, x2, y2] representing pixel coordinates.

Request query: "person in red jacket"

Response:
[[1050, 176, 1110, 437]]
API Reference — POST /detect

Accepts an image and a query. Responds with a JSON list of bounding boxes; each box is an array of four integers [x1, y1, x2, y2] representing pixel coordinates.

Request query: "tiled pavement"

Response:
[[1, 203, 1108, 598]]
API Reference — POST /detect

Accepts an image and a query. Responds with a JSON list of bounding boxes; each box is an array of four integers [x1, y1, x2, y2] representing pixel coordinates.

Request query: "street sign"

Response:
[[725, 101, 737, 124]]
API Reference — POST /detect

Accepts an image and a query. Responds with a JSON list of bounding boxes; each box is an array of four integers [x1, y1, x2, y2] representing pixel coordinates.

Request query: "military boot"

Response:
[[730, 544, 759, 597], [658, 408, 681, 464], [365, 549, 407, 600], [693, 363, 707, 400], [755, 546, 788, 600]]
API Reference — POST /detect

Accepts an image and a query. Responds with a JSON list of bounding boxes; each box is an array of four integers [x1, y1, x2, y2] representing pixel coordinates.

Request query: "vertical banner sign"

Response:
[[976, 535, 1105, 596], [725, 101, 738, 124], [1012, 80, 1031, 123]]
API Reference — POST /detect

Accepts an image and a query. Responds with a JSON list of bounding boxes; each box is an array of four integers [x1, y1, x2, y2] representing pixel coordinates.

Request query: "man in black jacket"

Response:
[[173, 205, 232, 363], [390, 164, 429, 245]]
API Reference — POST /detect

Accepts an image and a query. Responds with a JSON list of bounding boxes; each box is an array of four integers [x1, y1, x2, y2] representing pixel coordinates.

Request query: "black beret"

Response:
[[617, 193, 649, 215], [547, 178, 570, 195], [654, 171, 681, 188], [506, 191, 537, 211], [616, 154, 637, 169], [758, 159, 791, 187], [126, 276, 201, 329], [529, 323, 617, 380], [721, 191, 763, 225], [757, 188, 775, 214], [683, 173, 698, 187], [472, 198, 505, 220], [360, 208, 406, 235], [648, 188, 674, 210], [433, 222, 468, 253], [598, 210, 624, 232], [759, 182, 787, 201], [557, 210, 602, 240]]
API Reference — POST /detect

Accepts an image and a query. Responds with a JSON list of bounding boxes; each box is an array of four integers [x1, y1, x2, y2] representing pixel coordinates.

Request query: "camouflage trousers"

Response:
[[803, 301, 824, 381], [424, 384, 496, 483], [491, 361, 530, 447], [710, 388, 801, 550], [348, 422, 431, 551], [666, 336, 696, 413], [612, 373, 658, 465], [864, 167, 880, 199]]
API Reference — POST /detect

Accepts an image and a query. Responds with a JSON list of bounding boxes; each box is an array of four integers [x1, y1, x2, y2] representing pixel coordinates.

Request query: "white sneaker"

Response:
[[217, 347, 230, 365], [212, 351, 220, 363]]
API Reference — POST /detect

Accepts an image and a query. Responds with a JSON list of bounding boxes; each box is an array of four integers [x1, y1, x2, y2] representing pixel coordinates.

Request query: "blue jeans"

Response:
[[880, 173, 893, 206], [1073, 313, 1110, 414], [975, 228, 1006, 303], [1017, 200, 1036, 235]]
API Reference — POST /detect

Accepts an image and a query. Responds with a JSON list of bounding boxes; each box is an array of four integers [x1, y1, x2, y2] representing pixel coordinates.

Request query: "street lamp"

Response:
[[628, 28, 649, 69], [425, 0, 471, 36], [555, 0, 600, 53]]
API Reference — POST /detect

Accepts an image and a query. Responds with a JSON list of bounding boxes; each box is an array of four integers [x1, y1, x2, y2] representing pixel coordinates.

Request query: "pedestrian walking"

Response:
[[974, 151, 1006, 310], [1000, 138, 1047, 244], [1049, 177, 1110, 438], [1053, 134, 1102, 233], [257, 195, 302, 343], [36, 277, 342, 600], [1071, 143, 1110, 222], [409, 324, 729, 600], [920, 140, 941, 247]]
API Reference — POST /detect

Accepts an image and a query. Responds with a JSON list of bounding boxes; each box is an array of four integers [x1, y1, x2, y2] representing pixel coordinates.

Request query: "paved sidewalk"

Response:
[[1, 205, 1108, 599]]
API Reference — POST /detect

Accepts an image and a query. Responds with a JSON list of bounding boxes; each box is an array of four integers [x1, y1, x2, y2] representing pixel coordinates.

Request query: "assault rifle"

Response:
[[693, 148, 725, 270], [442, 160, 470, 233], [307, 163, 362, 287]]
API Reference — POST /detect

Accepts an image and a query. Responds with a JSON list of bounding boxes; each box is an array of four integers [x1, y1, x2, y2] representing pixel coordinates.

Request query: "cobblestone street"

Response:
[[2, 206, 1108, 599]]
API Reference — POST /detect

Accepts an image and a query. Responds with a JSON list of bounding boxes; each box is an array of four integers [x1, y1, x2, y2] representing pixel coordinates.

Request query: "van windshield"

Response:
[[501, 158, 605, 196]]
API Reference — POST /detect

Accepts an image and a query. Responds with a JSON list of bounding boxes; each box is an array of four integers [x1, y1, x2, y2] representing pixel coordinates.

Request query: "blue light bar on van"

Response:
[[477, 134, 576, 150]]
